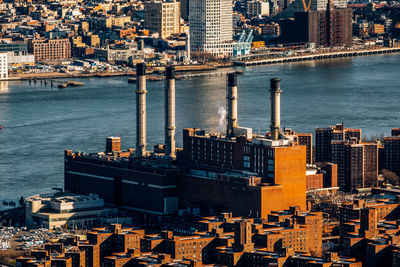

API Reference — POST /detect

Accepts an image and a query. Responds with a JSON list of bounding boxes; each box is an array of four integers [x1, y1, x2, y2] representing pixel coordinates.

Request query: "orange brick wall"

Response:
[[274, 145, 307, 211]]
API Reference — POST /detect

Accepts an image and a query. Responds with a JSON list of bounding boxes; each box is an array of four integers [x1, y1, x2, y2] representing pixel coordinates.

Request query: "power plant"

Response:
[[65, 63, 311, 221]]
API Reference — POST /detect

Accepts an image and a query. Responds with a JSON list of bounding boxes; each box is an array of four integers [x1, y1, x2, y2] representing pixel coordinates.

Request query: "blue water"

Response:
[[0, 54, 399, 200]]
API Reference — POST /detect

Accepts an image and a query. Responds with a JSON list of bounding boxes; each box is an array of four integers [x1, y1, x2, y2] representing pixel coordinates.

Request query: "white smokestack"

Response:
[[136, 63, 147, 157], [270, 78, 282, 141], [226, 72, 238, 137], [165, 66, 176, 158]]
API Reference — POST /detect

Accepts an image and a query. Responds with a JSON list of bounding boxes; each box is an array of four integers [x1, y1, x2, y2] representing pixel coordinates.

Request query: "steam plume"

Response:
[[217, 102, 227, 132]]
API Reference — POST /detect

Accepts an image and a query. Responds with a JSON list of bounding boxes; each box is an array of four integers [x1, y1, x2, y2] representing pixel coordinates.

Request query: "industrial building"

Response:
[[65, 63, 311, 221]]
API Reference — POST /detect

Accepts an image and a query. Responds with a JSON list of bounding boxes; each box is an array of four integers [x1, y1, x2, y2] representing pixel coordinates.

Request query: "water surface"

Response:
[[0, 54, 399, 200]]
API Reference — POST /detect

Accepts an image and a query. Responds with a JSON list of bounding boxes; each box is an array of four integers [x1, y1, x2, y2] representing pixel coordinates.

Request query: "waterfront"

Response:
[[0, 54, 400, 200]]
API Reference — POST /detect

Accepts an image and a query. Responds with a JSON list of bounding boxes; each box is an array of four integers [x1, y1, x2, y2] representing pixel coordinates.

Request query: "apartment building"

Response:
[[28, 38, 71, 61], [144, 0, 181, 39], [384, 129, 400, 176], [246, 0, 269, 18], [189, 0, 234, 57], [331, 140, 378, 191], [315, 123, 361, 163]]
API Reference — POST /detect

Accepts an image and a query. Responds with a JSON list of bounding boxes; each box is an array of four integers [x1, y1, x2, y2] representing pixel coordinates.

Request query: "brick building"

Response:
[[17, 217, 364, 267], [66, 75, 309, 220], [181, 128, 307, 216], [384, 129, 400, 177], [306, 162, 338, 191], [340, 204, 400, 266], [281, 4, 352, 47], [254, 206, 323, 257], [28, 38, 71, 61], [315, 123, 361, 163], [331, 140, 378, 191]]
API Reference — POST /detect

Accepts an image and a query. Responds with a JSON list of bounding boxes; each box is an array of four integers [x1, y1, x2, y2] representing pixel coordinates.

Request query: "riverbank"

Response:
[[234, 47, 400, 66], [7, 64, 222, 81], [9, 71, 136, 81], [5, 47, 400, 80]]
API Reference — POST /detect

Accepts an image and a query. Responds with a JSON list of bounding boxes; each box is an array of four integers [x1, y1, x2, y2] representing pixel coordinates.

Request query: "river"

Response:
[[0, 54, 399, 200]]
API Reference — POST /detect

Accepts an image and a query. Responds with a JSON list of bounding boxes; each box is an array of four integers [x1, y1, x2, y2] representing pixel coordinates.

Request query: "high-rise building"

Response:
[[189, 0, 234, 57], [331, 140, 378, 191], [315, 123, 361, 163], [384, 136, 400, 177], [281, 4, 352, 47], [144, 0, 181, 39]]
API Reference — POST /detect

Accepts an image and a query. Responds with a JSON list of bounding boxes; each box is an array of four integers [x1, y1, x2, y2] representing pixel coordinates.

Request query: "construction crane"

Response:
[[238, 30, 246, 43], [233, 29, 254, 58], [245, 29, 254, 44], [302, 0, 312, 11]]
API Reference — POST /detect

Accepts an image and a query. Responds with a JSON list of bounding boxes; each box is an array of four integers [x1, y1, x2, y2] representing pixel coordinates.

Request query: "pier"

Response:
[[234, 47, 400, 66]]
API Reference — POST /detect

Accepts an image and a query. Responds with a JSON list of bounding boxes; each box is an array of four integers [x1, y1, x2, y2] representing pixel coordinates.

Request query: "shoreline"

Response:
[[234, 47, 400, 66], [3, 47, 400, 81], [6, 64, 223, 81]]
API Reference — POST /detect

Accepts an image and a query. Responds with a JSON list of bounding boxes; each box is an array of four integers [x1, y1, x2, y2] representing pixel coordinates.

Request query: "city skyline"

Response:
[[1, 0, 400, 265]]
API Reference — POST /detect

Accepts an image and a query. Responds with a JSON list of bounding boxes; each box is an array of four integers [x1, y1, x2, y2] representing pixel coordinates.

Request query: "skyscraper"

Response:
[[189, 0, 234, 57]]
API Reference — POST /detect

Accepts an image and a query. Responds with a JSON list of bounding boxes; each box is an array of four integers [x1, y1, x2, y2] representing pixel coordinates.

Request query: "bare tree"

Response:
[[382, 169, 400, 185], [365, 174, 378, 188]]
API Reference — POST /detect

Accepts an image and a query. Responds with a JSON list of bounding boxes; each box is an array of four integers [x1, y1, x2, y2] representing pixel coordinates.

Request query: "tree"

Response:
[[365, 174, 378, 188], [382, 169, 400, 185]]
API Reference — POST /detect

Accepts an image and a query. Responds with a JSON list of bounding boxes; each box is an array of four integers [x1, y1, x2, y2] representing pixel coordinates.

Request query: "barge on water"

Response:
[[58, 81, 85, 89]]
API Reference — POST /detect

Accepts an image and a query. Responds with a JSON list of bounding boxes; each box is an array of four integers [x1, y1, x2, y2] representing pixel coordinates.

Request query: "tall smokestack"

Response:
[[136, 63, 147, 157], [186, 33, 191, 62], [165, 66, 176, 158], [270, 78, 282, 140], [226, 72, 238, 137]]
